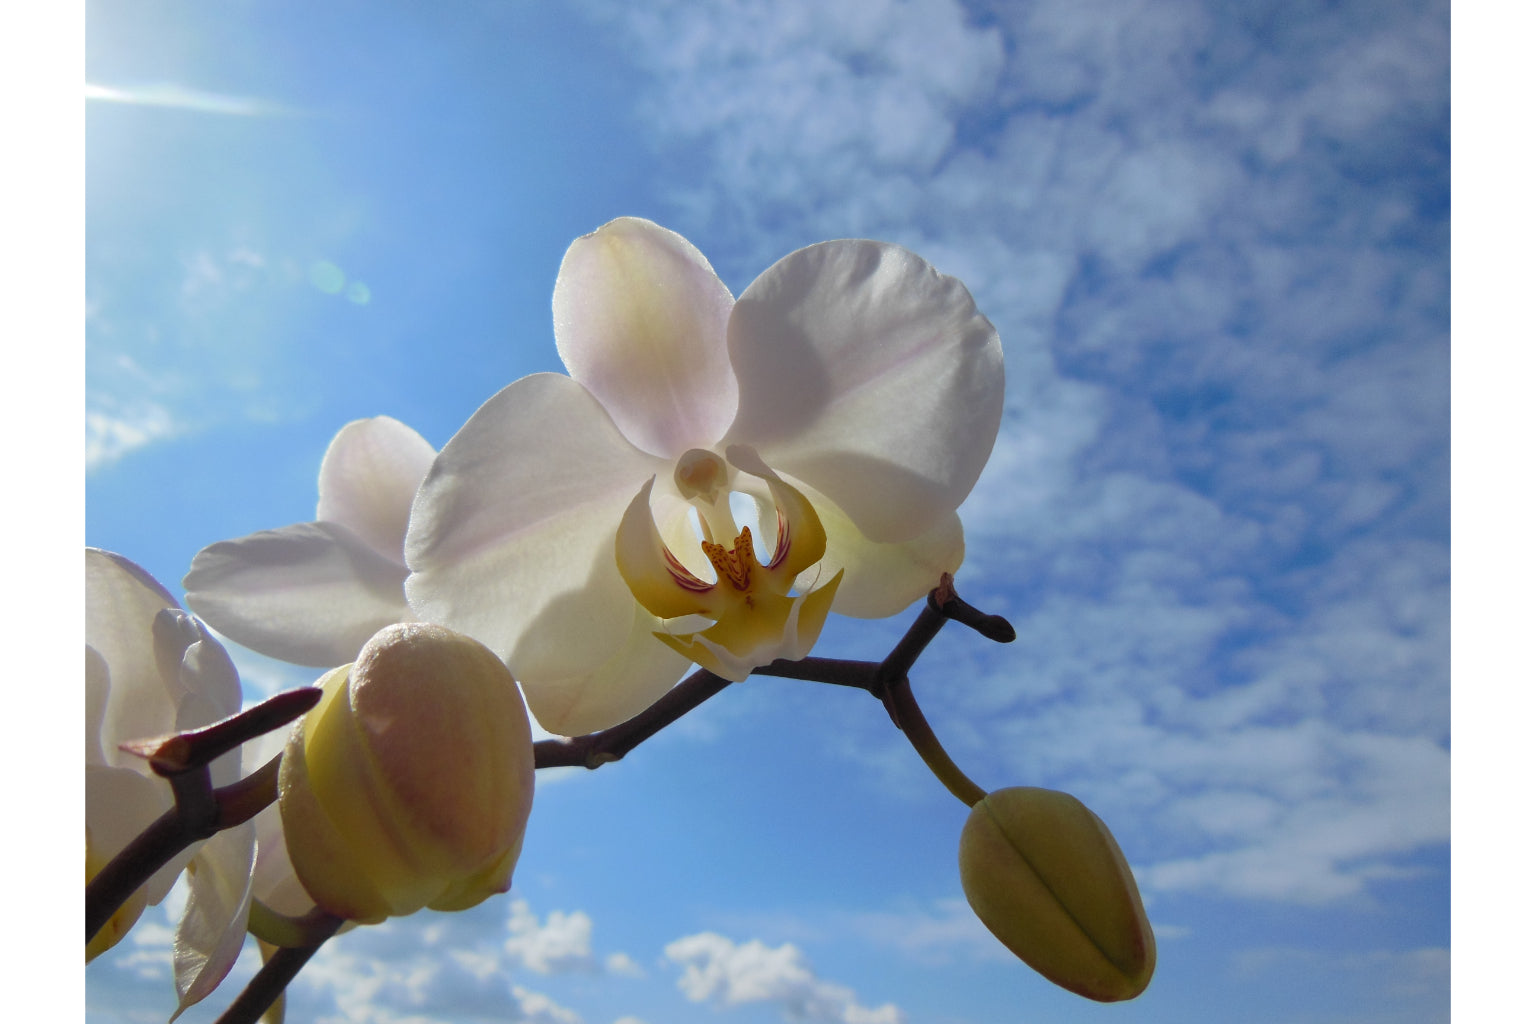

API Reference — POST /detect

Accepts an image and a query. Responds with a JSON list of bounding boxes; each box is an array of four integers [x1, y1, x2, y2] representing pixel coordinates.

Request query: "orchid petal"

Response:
[[86, 763, 181, 907], [788, 476, 966, 619], [253, 805, 318, 919], [169, 612, 244, 788], [315, 416, 436, 561], [185, 522, 411, 667], [406, 372, 665, 680], [724, 445, 826, 579], [616, 478, 719, 621], [165, 610, 243, 723], [86, 646, 110, 766], [554, 217, 738, 458], [517, 599, 692, 737], [87, 549, 188, 758], [246, 729, 319, 920], [724, 239, 1003, 543], [172, 821, 256, 1017]]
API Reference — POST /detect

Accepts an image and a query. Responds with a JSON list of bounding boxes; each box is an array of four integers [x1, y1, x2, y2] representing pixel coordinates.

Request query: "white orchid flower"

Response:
[[184, 416, 436, 666], [85, 549, 255, 1014], [406, 217, 1003, 736]]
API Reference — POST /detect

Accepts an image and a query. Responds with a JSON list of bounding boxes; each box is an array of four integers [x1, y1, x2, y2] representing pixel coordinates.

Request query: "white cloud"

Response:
[[294, 913, 589, 1024], [604, 952, 646, 978], [504, 899, 599, 975], [664, 932, 904, 1024], [85, 403, 177, 470], [510, 986, 584, 1024]]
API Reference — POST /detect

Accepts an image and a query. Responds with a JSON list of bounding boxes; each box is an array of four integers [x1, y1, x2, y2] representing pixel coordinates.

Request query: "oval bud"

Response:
[[958, 787, 1155, 1001], [278, 623, 535, 924]]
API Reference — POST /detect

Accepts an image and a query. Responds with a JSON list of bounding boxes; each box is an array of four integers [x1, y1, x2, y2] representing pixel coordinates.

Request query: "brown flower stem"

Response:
[[86, 802, 189, 944], [119, 688, 321, 776], [217, 754, 282, 829], [754, 656, 880, 690], [534, 668, 735, 769], [883, 674, 988, 807], [536, 574, 1014, 805], [212, 913, 343, 1024], [88, 692, 318, 947]]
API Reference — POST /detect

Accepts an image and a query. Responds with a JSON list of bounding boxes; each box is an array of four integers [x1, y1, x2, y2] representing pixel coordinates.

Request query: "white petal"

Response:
[[246, 729, 319, 919], [185, 522, 411, 667], [725, 240, 1004, 542], [86, 763, 182, 906], [406, 373, 665, 678], [517, 600, 692, 736], [86, 645, 110, 766], [315, 416, 436, 561], [86, 550, 186, 757], [173, 822, 256, 1016], [791, 476, 966, 619], [615, 478, 718, 621], [170, 611, 245, 787], [554, 217, 738, 457]]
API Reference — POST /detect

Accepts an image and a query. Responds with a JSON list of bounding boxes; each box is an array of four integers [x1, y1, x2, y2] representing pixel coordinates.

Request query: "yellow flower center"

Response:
[[614, 445, 845, 680], [702, 526, 755, 592]]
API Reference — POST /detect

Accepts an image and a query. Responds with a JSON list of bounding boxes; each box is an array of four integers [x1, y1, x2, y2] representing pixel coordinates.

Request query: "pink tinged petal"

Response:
[[185, 522, 412, 667], [554, 217, 738, 458], [517, 602, 692, 736], [790, 477, 966, 619], [724, 239, 1004, 543], [405, 372, 665, 676], [172, 822, 256, 1017], [315, 416, 437, 562]]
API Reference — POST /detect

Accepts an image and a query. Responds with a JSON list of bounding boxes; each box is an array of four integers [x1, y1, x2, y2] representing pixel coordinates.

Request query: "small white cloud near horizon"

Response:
[[665, 931, 904, 1024]]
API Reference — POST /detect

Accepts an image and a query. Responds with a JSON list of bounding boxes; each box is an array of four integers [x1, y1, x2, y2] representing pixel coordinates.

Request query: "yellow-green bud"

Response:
[[278, 623, 535, 924], [958, 787, 1155, 1001]]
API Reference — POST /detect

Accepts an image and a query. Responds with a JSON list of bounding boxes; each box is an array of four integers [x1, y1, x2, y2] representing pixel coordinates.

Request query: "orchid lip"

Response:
[[614, 447, 840, 680]]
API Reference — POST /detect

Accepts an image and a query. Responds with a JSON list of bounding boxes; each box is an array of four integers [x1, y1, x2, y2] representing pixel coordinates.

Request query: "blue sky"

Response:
[[72, 1, 1461, 1022]]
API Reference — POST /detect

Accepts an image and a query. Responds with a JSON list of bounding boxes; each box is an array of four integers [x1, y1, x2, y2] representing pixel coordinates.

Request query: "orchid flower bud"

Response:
[[958, 787, 1155, 1002], [278, 623, 535, 925]]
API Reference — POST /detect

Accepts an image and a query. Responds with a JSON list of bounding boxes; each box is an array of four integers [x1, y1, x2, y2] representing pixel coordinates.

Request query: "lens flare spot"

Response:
[[308, 260, 346, 295]]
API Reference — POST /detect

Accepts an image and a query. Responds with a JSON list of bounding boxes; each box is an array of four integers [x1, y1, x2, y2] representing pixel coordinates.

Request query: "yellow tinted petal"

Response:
[[615, 478, 722, 620]]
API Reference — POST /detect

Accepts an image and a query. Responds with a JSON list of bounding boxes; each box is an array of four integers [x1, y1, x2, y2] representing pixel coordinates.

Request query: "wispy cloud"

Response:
[[292, 906, 601, 1024], [86, 81, 298, 117], [1232, 945, 1449, 1021], [589, 0, 1448, 913], [85, 402, 177, 471]]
